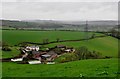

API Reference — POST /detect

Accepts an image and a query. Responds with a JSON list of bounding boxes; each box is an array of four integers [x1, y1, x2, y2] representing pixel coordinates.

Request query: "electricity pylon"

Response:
[[84, 20, 88, 40]]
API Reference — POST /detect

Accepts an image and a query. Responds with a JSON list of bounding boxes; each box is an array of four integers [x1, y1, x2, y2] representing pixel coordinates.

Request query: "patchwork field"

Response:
[[1, 30, 119, 77]]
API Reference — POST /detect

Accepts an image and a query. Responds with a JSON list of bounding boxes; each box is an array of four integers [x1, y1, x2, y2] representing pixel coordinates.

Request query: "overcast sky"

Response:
[[1, 2, 118, 21]]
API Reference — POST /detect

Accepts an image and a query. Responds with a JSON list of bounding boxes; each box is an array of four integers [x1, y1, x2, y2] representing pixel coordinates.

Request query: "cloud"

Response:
[[1, 0, 119, 2], [2, 2, 118, 20]]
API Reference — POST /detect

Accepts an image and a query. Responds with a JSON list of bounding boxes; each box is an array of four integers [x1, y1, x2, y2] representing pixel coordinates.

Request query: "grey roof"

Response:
[[27, 46, 39, 48], [32, 51, 40, 54], [41, 54, 51, 57], [47, 51, 57, 55], [41, 51, 57, 58]]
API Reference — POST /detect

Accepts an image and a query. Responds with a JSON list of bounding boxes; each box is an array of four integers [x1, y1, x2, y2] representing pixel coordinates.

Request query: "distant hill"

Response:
[[1, 19, 118, 31], [59, 20, 118, 26], [1, 20, 63, 29]]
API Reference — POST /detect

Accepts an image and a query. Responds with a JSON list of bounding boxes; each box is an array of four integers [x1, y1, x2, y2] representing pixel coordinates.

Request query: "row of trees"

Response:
[[42, 34, 96, 44]]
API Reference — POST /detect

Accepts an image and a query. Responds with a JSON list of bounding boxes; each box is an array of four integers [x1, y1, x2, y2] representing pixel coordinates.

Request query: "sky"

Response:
[[1, 1, 119, 21]]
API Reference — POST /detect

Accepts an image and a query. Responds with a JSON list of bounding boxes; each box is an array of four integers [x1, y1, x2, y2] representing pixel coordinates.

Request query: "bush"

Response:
[[55, 53, 78, 63], [43, 39, 49, 44], [1, 41, 12, 51], [1, 41, 9, 47], [75, 46, 88, 60], [2, 46, 12, 51], [75, 46, 102, 60], [86, 51, 102, 59], [91, 34, 96, 38], [19, 42, 29, 47], [54, 48, 62, 55]]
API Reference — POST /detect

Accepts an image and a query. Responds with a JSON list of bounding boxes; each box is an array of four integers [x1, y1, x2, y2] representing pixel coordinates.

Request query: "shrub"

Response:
[[54, 48, 62, 55], [56, 38, 60, 42], [86, 51, 102, 59], [91, 33, 96, 38], [55, 53, 78, 63], [75, 46, 102, 60], [75, 46, 88, 60], [1, 41, 12, 51], [43, 39, 49, 44], [19, 42, 29, 47], [2, 46, 12, 51]]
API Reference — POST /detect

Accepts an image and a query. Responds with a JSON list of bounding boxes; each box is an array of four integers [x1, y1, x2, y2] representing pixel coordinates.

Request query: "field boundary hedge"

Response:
[[18, 35, 107, 46]]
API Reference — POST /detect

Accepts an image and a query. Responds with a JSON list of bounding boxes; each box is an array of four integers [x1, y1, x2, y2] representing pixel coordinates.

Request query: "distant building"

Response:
[[12, 45, 75, 64], [32, 51, 41, 59], [25, 46, 39, 51], [56, 45, 66, 48], [41, 51, 57, 62]]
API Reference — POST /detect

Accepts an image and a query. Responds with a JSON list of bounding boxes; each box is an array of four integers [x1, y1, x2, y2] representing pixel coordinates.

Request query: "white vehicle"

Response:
[[46, 62, 55, 64], [11, 58, 23, 62], [28, 60, 41, 64]]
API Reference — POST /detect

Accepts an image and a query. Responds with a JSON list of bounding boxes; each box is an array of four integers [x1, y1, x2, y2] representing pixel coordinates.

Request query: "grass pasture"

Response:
[[46, 36, 118, 57], [2, 47, 20, 59], [2, 30, 118, 58], [2, 30, 103, 45], [1, 30, 119, 77], [2, 58, 118, 77]]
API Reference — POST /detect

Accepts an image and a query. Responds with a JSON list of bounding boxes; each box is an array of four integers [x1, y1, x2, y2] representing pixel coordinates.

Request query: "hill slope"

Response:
[[2, 30, 118, 58], [2, 58, 118, 77]]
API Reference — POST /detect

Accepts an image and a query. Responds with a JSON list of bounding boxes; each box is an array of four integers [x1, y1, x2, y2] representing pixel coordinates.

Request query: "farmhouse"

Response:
[[25, 46, 39, 51], [11, 45, 75, 64]]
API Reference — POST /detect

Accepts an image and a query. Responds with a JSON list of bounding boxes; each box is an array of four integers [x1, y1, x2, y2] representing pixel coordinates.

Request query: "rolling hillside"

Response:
[[2, 30, 102, 45], [46, 36, 118, 58], [2, 30, 118, 58], [1, 30, 119, 77], [2, 58, 118, 77]]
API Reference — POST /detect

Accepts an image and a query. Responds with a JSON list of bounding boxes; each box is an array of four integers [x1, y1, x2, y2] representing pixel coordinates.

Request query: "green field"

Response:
[[1, 30, 119, 77], [2, 30, 118, 58], [2, 58, 118, 77], [45, 36, 118, 57], [2, 47, 20, 59], [2, 30, 103, 45]]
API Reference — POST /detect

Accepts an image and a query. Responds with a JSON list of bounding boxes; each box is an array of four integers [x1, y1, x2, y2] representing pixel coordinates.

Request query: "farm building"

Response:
[[41, 51, 58, 62], [25, 46, 39, 51], [56, 45, 66, 48], [32, 51, 41, 59], [11, 45, 75, 64]]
